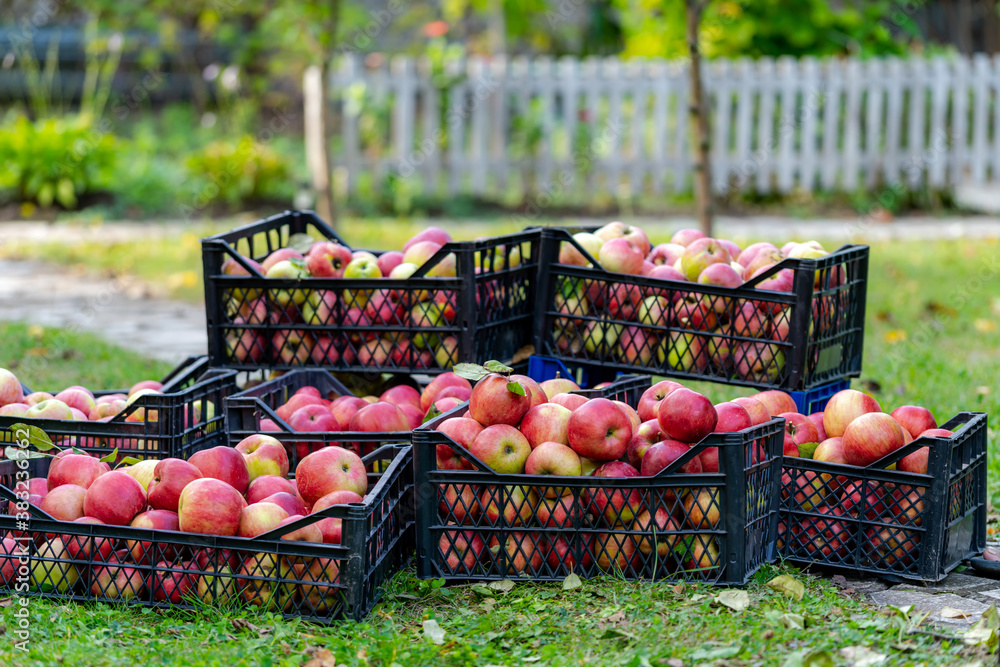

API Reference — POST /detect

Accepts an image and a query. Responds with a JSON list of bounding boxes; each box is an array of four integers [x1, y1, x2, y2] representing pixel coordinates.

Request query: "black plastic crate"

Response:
[[202, 210, 541, 374], [225, 369, 416, 470], [778, 412, 987, 581], [0, 443, 414, 623], [412, 376, 784, 584], [533, 226, 870, 392], [0, 357, 237, 461]]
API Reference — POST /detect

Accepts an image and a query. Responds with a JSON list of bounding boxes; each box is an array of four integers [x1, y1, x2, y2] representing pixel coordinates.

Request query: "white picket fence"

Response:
[[320, 54, 1000, 199]]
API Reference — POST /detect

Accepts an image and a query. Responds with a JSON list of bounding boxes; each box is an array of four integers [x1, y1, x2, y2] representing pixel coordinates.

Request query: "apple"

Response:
[[641, 440, 703, 476], [736, 242, 778, 268], [750, 390, 797, 418], [890, 406, 937, 439], [899, 444, 932, 475], [524, 442, 582, 496], [889, 486, 925, 527], [637, 380, 683, 422], [807, 412, 828, 441], [633, 508, 680, 557], [83, 471, 146, 526], [491, 532, 544, 575], [863, 526, 919, 568], [670, 228, 706, 247], [841, 481, 889, 521], [792, 506, 849, 557], [567, 398, 632, 461], [41, 484, 88, 522], [469, 373, 533, 427], [539, 378, 580, 399], [509, 374, 547, 411], [30, 538, 79, 593], [53, 388, 95, 415], [782, 470, 827, 511], [349, 402, 410, 432], [287, 403, 338, 433], [196, 565, 238, 605], [813, 437, 848, 490], [404, 226, 451, 251], [147, 458, 203, 512], [342, 256, 383, 308], [616, 326, 656, 365], [266, 259, 310, 307], [594, 221, 651, 255], [188, 446, 251, 495], [647, 265, 689, 300], [700, 402, 752, 472], [295, 446, 368, 506], [627, 419, 664, 469], [236, 434, 290, 480], [551, 393, 588, 412], [260, 492, 308, 517], [330, 396, 369, 429], [470, 425, 531, 474], [697, 262, 742, 288], [547, 535, 594, 571], [658, 331, 709, 373], [479, 485, 536, 526], [537, 494, 587, 528], [734, 342, 785, 383], [520, 403, 572, 448], [389, 262, 418, 280], [684, 487, 721, 528], [559, 232, 603, 266], [657, 388, 717, 444], [586, 461, 643, 526], [842, 412, 906, 467], [593, 531, 637, 572], [435, 385, 472, 403], [376, 250, 405, 276], [152, 560, 197, 603], [649, 242, 686, 266], [780, 412, 819, 458], [24, 391, 53, 406], [25, 399, 74, 420], [260, 247, 304, 273], [436, 417, 483, 470], [421, 373, 473, 411], [177, 478, 244, 536], [614, 401, 642, 431], [0, 403, 29, 417], [380, 385, 422, 410], [245, 478, 299, 508], [127, 509, 181, 563], [47, 454, 105, 491], [305, 241, 353, 277], [311, 490, 365, 544], [402, 240, 443, 267], [440, 529, 485, 573], [823, 389, 882, 438], [636, 296, 670, 326], [598, 238, 644, 275], [679, 238, 731, 282], [0, 368, 24, 406]]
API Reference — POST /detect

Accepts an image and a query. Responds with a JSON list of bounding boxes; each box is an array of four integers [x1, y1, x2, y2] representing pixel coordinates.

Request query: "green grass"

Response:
[[1, 567, 992, 666], [0, 322, 175, 391]]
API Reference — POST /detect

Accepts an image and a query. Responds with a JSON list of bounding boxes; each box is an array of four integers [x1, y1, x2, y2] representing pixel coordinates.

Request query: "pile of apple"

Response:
[[765, 387, 947, 566], [0, 367, 188, 425], [221, 226, 523, 369], [0, 434, 372, 612], [430, 375, 779, 577], [553, 222, 846, 383]]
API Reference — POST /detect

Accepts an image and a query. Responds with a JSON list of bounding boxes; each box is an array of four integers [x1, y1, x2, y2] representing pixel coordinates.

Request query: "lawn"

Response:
[[1, 223, 999, 665]]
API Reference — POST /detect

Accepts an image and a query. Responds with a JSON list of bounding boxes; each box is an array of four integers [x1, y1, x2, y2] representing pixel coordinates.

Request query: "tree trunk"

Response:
[[686, 0, 713, 236]]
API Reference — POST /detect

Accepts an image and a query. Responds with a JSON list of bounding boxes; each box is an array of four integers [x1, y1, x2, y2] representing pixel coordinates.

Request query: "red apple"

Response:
[[699, 402, 752, 472], [752, 390, 797, 417], [295, 446, 368, 506], [152, 560, 197, 603], [537, 495, 586, 527], [83, 471, 146, 526], [586, 461, 643, 526], [547, 535, 594, 571], [637, 380, 683, 422], [380, 385, 422, 410], [842, 412, 905, 467], [188, 445, 251, 495], [670, 228, 706, 247], [470, 425, 531, 474], [41, 484, 88, 522], [491, 532, 544, 575], [311, 490, 364, 544], [62, 516, 114, 560], [593, 531, 637, 572], [147, 458, 203, 512], [641, 440, 703, 476], [468, 374, 534, 427], [823, 389, 881, 438], [649, 242, 686, 266], [539, 378, 581, 399], [890, 406, 937, 440], [479, 485, 536, 526], [420, 373, 473, 411], [567, 398, 632, 461], [47, 454, 105, 491], [440, 529, 485, 573], [91, 549, 146, 600], [524, 441, 582, 496], [684, 487, 721, 528], [260, 492, 308, 517], [808, 412, 828, 441], [246, 475, 298, 504], [627, 419, 664, 469], [436, 417, 482, 470], [439, 483, 480, 523], [275, 393, 323, 423], [657, 389, 717, 444], [288, 404, 339, 432], [732, 397, 771, 426], [780, 412, 820, 458], [614, 401, 642, 431], [813, 437, 848, 491], [127, 509, 181, 563], [551, 393, 588, 411], [520, 403, 572, 448], [633, 508, 680, 557], [349, 402, 410, 432], [178, 478, 244, 536]]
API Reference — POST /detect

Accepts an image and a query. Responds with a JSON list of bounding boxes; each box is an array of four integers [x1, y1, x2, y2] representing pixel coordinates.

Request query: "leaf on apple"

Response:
[[797, 442, 820, 458], [452, 363, 492, 382], [119, 456, 143, 467], [766, 574, 804, 601], [506, 381, 526, 397], [483, 360, 514, 375], [99, 448, 120, 464], [562, 573, 582, 591], [9, 423, 55, 451]]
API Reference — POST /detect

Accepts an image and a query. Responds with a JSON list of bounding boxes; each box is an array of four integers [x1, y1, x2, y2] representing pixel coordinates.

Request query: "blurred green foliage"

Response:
[[184, 136, 293, 206]]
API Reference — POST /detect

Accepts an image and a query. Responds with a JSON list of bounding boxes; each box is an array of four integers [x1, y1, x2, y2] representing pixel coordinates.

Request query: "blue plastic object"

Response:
[[789, 379, 850, 414]]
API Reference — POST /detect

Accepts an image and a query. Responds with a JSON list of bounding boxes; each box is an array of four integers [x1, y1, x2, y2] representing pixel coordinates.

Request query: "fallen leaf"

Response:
[[303, 646, 338, 667], [562, 573, 582, 591], [606, 611, 626, 624], [716, 589, 750, 612], [423, 619, 446, 645], [940, 606, 972, 620], [672, 583, 686, 595], [689, 593, 708, 602], [470, 584, 491, 596], [780, 613, 806, 629], [980, 605, 1000, 630], [839, 645, 887, 666], [489, 579, 515, 593], [767, 574, 805, 601], [691, 645, 740, 660], [783, 649, 835, 667], [598, 628, 635, 641]]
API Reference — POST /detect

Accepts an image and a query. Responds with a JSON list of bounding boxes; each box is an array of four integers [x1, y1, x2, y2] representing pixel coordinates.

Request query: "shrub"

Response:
[[185, 136, 291, 206]]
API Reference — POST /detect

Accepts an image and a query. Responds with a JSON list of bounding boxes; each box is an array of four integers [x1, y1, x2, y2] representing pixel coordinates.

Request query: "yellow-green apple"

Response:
[[658, 331, 709, 373], [890, 406, 936, 439], [649, 242, 686, 266], [197, 565, 238, 604], [47, 454, 105, 491], [440, 529, 485, 572], [380, 385, 422, 410], [261, 248, 304, 273], [152, 560, 196, 603], [188, 445, 251, 494], [640, 439, 702, 478], [439, 484, 480, 523], [88, 399, 127, 420], [598, 237, 644, 275], [260, 492, 308, 517], [470, 425, 531, 474], [780, 412, 819, 458], [525, 442, 582, 497], [520, 403, 572, 448], [697, 262, 742, 288], [410, 301, 445, 349], [330, 396, 369, 428], [551, 393, 588, 412], [31, 538, 79, 593], [534, 494, 583, 528], [679, 238, 731, 281], [614, 401, 641, 431], [178, 478, 244, 536], [734, 341, 785, 384], [147, 458, 203, 512], [842, 412, 905, 467], [295, 446, 368, 506], [627, 419, 664, 469], [272, 329, 314, 365], [402, 240, 443, 267], [238, 503, 290, 539], [62, 517, 114, 560], [0, 368, 24, 406], [633, 508, 680, 557], [389, 261, 419, 280], [246, 476, 298, 504], [593, 531, 637, 572], [425, 250, 457, 278], [54, 388, 95, 415], [25, 398, 74, 420], [479, 485, 536, 525], [469, 373, 533, 427], [127, 509, 181, 562], [305, 241, 352, 278], [683, 487, 720, 528], [236, 434, 290, 480], [342, 256, 383, 309], [670, 228, 706, 247], [657, 388, 716, 444], [822, 389, 881, 437], [121, 459, 157, 491], [349, 401, 409, 433], [434, 335, 459, 369], [421, 373, 473, 411], [490, 531, 544, 575], [566, 397, 632, 461], [559, 232, 603, 266], [266, 259, 310, 307], [539, 378, 580, 398], [637, 296, 670, 327], [586, 461, 643, 525], [41, 484, 88, 522], [301, 289, 337, 324], [83, 471, 146, 525]]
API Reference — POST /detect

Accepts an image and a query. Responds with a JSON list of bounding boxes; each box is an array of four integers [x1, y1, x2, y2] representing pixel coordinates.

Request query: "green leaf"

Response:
[[783, 650, 834, 667], [422, 405, 442, 423], [797, 441, 820, 458], [562, 573, 582, 591], [979, 604, 1000, 630], [488, 579, 515, 593], [9, 423, 55, 451], [483, 360, 514, 375], [715, 589, 750, 612], [506, 381, 526, 396], [691, 645, 740, 660], [99, 448, 120, 464], [767, 574, 805, 601], [287, 233, 320, 254], [780, 612, 806, 629], [597, 628, 635, 641], [118, 456, 143, 467], [4, 446, 49, 460], [470, 584, 492, 597], [422, 619, 445, 645], [452, 363, 492, 382]]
